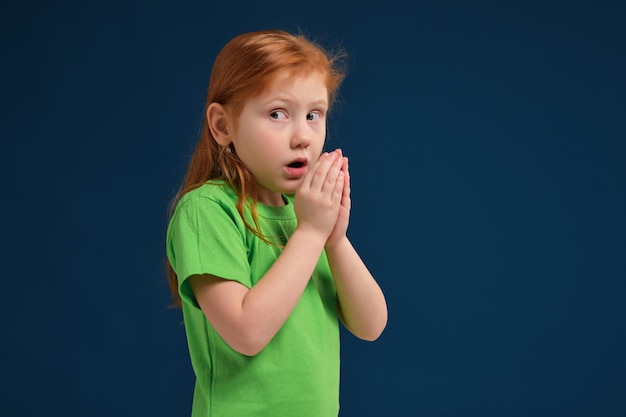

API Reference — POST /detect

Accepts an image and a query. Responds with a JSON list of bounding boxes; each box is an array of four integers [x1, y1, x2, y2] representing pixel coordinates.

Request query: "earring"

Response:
[[224, 144, 232, 153]]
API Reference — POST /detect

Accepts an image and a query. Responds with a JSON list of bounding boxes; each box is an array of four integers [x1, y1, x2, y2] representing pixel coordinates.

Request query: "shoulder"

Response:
[[171, 181, 242, 225], [179, 180, 238, 206]]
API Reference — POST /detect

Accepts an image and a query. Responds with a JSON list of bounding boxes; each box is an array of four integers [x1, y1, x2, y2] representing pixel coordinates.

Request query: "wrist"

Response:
[[324, 235, 349, 251], [292, 226, 329, 249]]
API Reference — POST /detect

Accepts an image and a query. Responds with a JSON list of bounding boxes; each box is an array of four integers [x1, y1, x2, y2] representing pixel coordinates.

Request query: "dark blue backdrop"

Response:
[[2, 1, 625, 416]]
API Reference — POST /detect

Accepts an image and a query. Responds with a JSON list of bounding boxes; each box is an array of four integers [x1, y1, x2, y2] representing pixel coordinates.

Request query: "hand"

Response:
[[325, 149, 351, 248], [294, 151, 345, 241]]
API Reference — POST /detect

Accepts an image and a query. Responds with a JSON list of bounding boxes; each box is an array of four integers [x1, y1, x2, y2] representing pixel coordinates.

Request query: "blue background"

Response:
[[2, 1, 625, 416]]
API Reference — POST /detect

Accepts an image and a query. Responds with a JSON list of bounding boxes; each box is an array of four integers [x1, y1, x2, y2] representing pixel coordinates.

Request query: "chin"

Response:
[[282, 182, 300, 195], [278, 177, 299, 190]]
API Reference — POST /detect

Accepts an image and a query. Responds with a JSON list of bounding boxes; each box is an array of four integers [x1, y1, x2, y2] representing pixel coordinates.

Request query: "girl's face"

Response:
[[231, 70, 329, 206]]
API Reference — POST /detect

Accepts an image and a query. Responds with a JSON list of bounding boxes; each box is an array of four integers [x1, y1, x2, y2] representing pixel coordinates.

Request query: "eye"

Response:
[[269, 110, 288, 120], [306, 111, 321, 121]]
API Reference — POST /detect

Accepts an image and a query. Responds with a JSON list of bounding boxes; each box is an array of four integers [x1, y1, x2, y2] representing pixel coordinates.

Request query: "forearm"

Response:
[[192, 227, 328, 356], [325, 237, 388, 341], [237, 228, 327, 353]]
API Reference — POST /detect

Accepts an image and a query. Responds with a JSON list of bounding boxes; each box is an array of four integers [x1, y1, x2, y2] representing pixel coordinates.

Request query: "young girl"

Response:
[[166, 29, 387, 417]]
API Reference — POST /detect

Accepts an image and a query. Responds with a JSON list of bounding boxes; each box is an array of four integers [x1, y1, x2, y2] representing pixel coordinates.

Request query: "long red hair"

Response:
[[166, 30, 346, 306]]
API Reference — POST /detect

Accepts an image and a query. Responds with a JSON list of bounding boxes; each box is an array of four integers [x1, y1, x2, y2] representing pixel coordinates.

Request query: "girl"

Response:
[[166, 29, 387, 417]]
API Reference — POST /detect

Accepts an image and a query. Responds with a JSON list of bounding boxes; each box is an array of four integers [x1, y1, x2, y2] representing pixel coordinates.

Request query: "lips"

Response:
[[285, 158, 307, 177]]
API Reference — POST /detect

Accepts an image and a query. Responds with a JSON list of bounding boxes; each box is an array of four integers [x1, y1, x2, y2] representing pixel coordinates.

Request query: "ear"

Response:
[[207, 103, 232, 146]]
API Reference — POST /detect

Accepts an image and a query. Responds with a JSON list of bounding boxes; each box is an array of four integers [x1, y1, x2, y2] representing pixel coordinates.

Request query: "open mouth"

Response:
[[287, 161, 305, 168], [285, 158, 307, 177]]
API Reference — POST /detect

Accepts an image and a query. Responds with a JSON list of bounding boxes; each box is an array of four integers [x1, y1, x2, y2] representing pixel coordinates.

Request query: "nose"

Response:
[[290, 119, 310, 149]]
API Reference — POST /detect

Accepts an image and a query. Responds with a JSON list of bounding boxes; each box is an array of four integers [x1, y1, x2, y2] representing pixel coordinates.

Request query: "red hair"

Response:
[[166, 30, 347, 306]]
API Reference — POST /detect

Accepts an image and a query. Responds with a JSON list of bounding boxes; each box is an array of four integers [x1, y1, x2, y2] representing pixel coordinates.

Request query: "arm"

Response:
[[190, 228, 326, 356], [325, 237, 388, 341], [325, 152, 388, 341], [190, 152, 345, 356]]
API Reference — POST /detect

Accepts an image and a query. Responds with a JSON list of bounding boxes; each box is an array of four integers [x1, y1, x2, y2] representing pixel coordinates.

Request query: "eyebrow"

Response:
[[262, 96, 328, 108], [308, 99, 329, 108]]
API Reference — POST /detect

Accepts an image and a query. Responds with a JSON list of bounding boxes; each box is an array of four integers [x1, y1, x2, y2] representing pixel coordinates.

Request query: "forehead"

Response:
[[260, 69, 328, 101]]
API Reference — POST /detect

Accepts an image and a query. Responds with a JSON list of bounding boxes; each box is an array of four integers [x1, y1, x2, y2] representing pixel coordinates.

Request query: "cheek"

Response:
[[314, 129, 327, 147], [235, 131, 273, 162]]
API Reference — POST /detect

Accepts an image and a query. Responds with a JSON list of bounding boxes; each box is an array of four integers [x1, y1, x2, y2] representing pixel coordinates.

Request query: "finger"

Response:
[[298, 152, 329, 191], [322, 154, 345, 193], [309, 151, 339, 191], [341, 157, 351, 206], [332, 170, 344, 204], [342, 173, 351, 208]]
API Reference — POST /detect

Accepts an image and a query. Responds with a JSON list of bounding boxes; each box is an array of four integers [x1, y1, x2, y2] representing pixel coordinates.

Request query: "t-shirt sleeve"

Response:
[[166, 196, 251, 309]]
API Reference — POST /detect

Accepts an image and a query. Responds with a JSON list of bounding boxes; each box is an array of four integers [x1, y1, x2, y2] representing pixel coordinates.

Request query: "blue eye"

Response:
[[270, 110, 287, 120]]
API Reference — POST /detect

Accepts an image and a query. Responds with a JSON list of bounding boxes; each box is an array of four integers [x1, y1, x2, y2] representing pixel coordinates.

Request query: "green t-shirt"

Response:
[[166, 181, 340, 417]]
